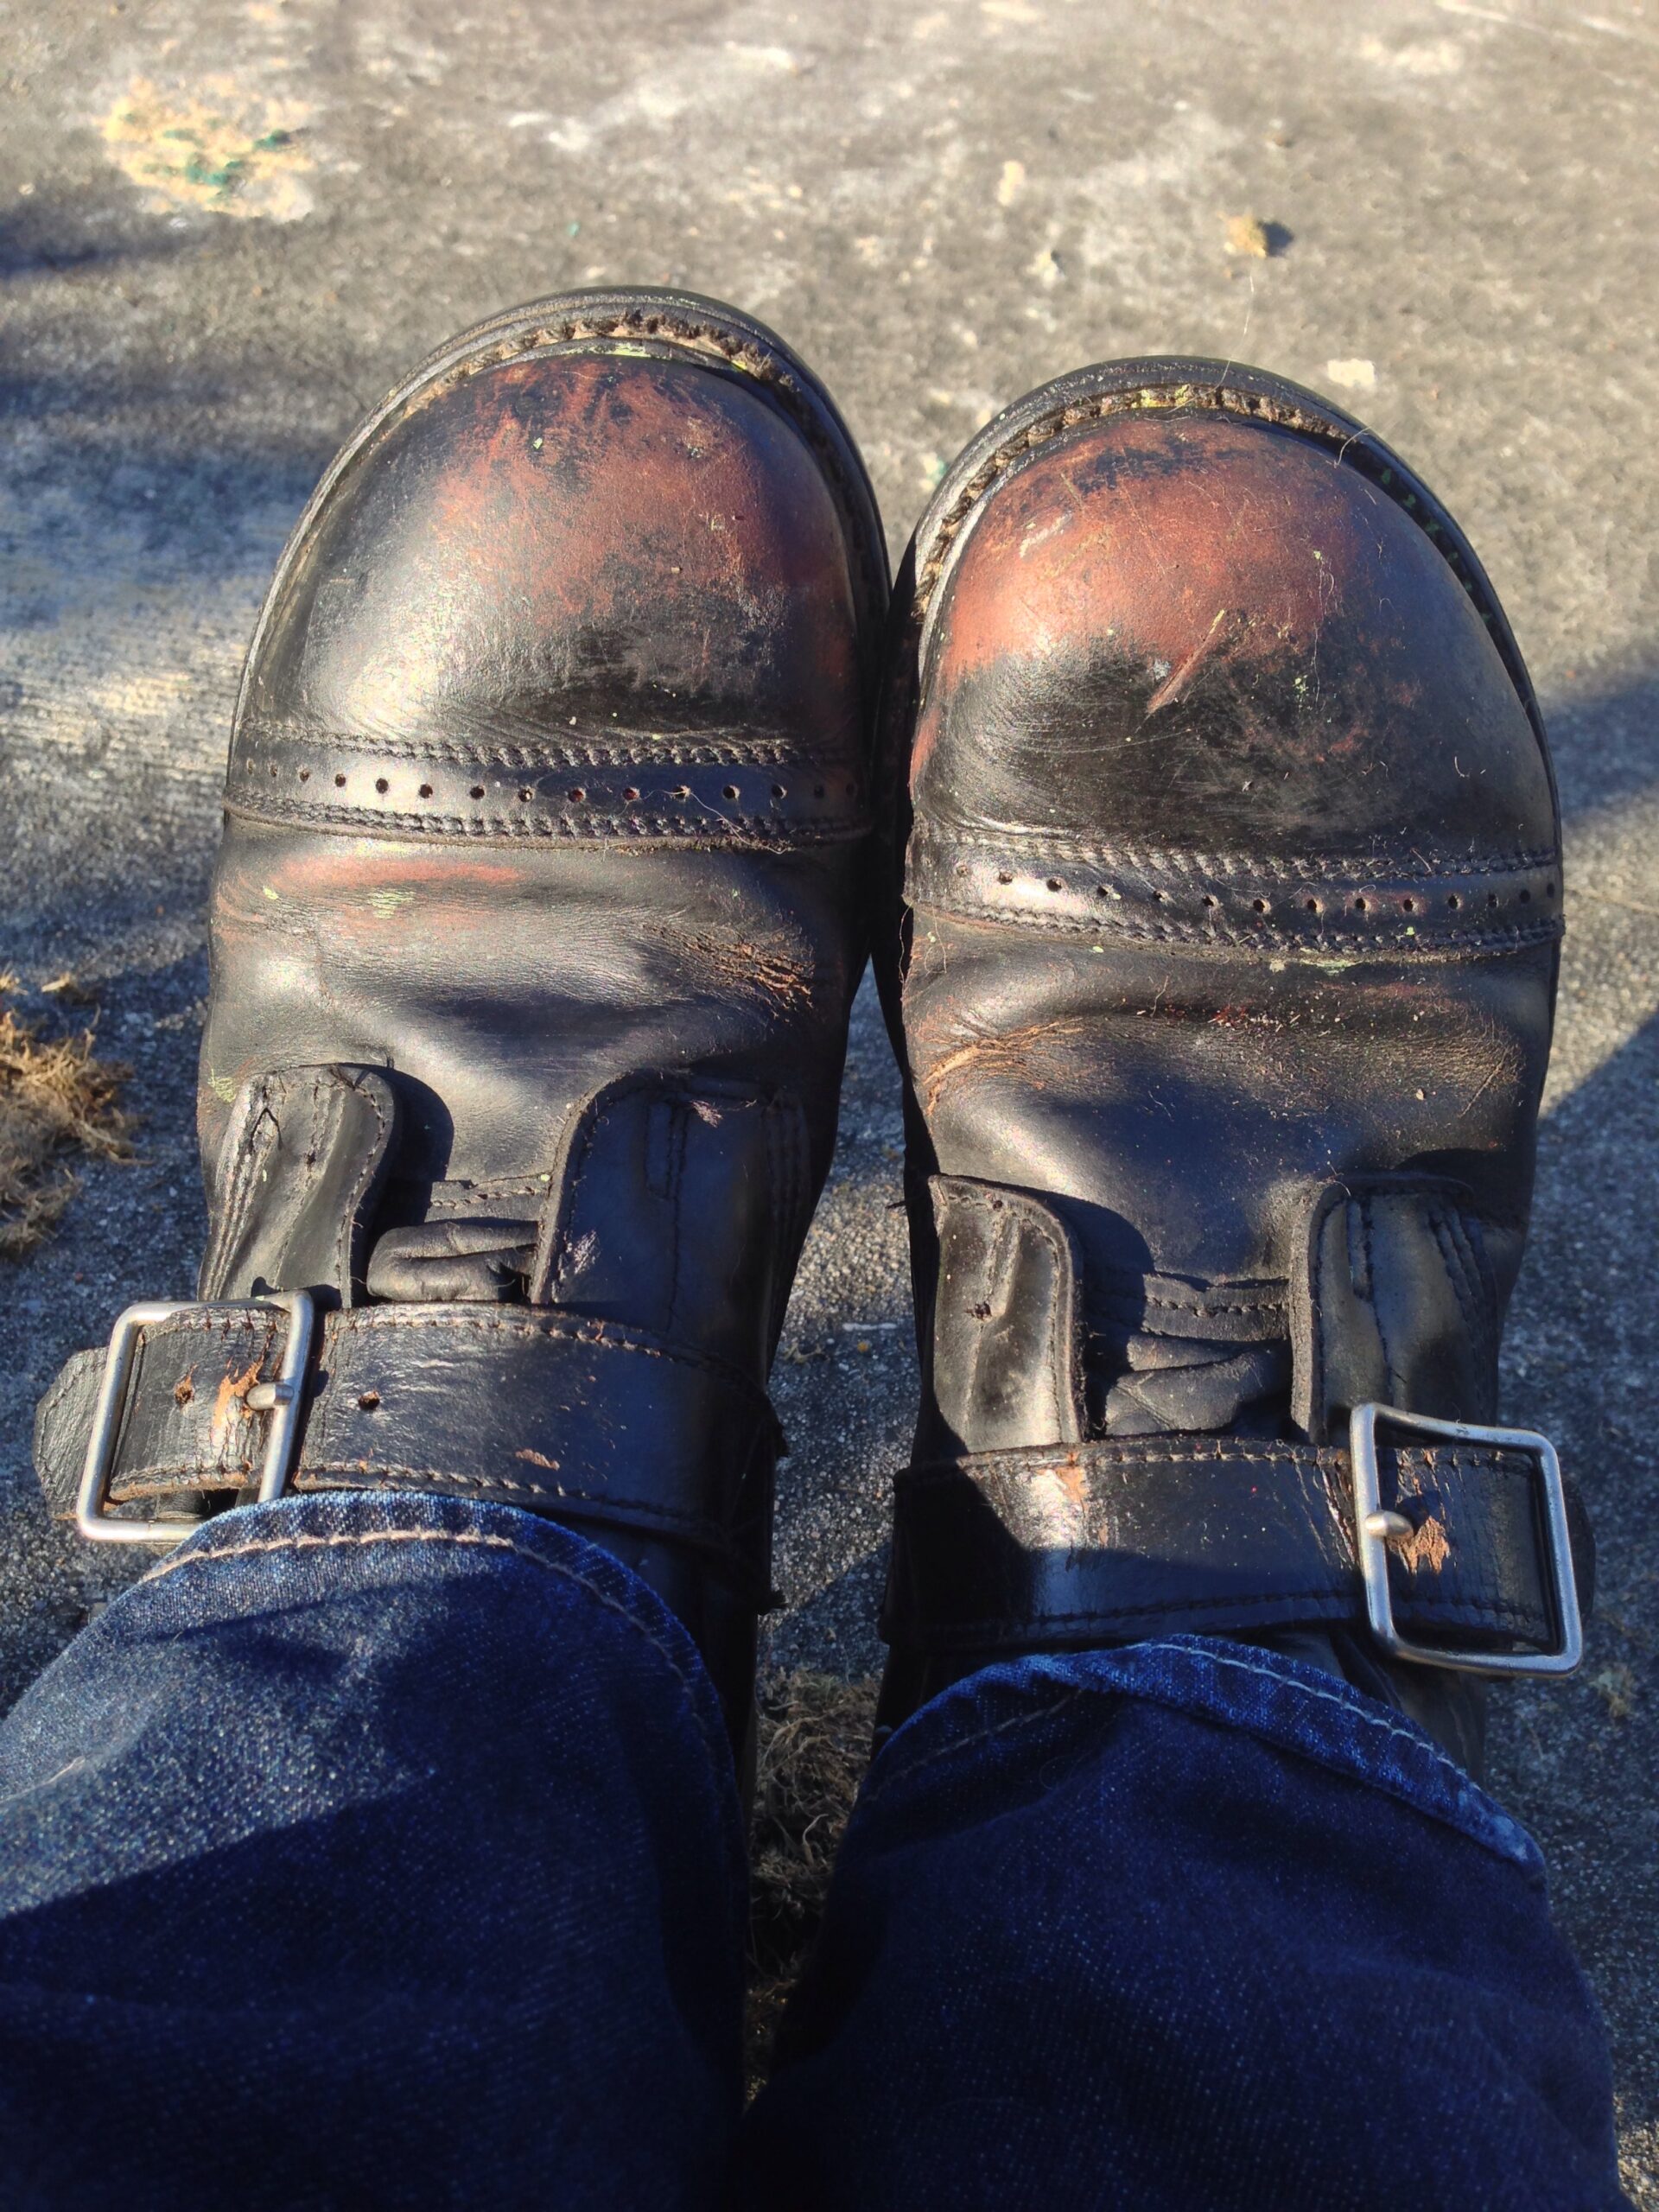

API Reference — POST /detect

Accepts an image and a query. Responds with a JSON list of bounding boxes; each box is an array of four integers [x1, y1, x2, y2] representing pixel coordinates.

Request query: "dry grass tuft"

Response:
[[0, 975, 133, 1259], [747, 1669, 879, 2093]]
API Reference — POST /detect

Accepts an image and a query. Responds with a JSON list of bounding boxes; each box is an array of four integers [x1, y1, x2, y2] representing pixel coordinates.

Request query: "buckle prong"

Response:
[[77, 1290, 316, 1545], [1349, 1401, 1583, 1678], [1363, 1509, 1414, 1543]]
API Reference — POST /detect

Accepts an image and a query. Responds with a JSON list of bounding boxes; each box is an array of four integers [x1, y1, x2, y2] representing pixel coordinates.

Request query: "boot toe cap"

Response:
[[912, 407, 1554, 862]]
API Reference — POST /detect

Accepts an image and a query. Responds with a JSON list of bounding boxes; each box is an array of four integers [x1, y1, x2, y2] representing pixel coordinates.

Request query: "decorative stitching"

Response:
[[900, 1440, 1537, 1476], [912, 1587, 1548, 1633], [872, 1641, 1529, 1869], [303, 1074, 343, 1296], [862, 1688, 1088, 1806], [420, 1179, 550, 1212], [1133, 1294, 1285, 1317], [1362, 1196, 1397, 1401], [663, 1095, 687, 1339], [868, 1642, 1477, 1806], [334, 1071, 393, 1302], [912, 824, 1556, 882], [1440, 1204, 1497, 1388], [36, 1354, 97, 1429], [200, 1076, 268, 1300], [107, 1459, 257, 1489], [1182, 1642, 1478, 1789], [224, 796, 865, 844], [317, 1305, 763, 1387], [236, 730, 848, 768], [104, 1462, 734, 1532], [99, 1311, 281, 1344]]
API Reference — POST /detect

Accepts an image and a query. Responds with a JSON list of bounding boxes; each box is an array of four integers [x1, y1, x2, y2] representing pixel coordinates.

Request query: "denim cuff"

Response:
[[879, 1635, 1543, 1876]]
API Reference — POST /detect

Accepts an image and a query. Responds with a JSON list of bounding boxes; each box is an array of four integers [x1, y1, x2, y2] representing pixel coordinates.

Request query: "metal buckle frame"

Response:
[[76, 1290, 316, 1545], [1349, 1401, 1583, 1677]]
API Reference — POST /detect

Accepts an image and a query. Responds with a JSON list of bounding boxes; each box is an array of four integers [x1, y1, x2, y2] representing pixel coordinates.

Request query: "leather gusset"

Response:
[[925, 1179, 1084, 1456], [1291, 1176, 1507, 1441], [528, 1071, 814, 1374], [922, 1172, 1510, 1440], [925, 1179, 1294, 1451]]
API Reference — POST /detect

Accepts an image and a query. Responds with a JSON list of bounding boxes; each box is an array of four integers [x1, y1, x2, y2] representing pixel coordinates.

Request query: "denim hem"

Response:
[[874, 1634, 1543, 1875]]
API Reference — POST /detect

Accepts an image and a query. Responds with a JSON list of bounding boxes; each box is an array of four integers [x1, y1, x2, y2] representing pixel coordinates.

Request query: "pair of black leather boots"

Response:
[[35, 289, 1587, 1782]]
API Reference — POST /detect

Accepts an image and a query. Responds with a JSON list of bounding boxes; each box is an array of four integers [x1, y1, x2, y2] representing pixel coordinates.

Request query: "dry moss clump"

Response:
[[0, 976, 132, 1258], [747, 1669, 879, 2093]]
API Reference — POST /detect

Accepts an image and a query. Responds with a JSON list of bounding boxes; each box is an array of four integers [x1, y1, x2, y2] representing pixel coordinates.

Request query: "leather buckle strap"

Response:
[[38, 1300, 782, 1598], [885, 1426, 1592, 1678]]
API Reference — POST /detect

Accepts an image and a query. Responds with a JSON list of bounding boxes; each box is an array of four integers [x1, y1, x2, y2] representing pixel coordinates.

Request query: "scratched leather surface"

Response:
[[896, 403, 1560, 1319], [200, 329, 884, 1217]]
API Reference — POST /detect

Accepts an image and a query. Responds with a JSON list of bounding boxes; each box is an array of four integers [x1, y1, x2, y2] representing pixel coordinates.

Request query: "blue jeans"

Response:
[[0, 1493, 1624, 2210]]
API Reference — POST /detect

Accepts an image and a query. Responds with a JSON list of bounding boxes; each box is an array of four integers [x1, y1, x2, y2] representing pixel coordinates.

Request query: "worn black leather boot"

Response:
[[35, 288, 887, 1758], [874, 360, 1588, 1770]]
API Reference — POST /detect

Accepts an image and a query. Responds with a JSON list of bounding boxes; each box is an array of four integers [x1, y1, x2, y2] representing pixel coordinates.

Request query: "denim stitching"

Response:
[[861, 1688, 1087, 1808], [869, 1645, 1471, 1811], [1181, 1643, 1472, 1790]]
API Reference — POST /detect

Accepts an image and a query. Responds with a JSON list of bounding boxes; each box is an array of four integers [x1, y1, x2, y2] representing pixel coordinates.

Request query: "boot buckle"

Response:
[[1350, 1402, 1583, 1676], [76, 1291, 316, 1545]]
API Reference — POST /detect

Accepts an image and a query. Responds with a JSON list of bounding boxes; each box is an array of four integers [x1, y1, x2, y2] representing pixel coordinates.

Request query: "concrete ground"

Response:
[[2, 0, 1656, 2191]]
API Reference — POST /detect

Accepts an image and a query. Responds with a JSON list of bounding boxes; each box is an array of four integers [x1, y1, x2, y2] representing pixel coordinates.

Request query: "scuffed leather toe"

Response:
[[205, 300, 885, 1217]]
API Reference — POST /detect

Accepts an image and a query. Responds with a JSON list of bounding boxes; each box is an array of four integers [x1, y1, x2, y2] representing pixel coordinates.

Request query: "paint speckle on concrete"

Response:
[[99, 76, 317, 219]]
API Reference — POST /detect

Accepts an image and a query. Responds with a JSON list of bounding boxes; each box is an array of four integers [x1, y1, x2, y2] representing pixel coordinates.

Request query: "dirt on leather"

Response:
[[0, 977, 131, 1259], [747, 1669, 880, 2094]]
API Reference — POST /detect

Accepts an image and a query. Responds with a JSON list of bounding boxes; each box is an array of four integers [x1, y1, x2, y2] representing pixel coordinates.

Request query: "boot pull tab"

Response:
[[199, 1065, 398, 1306], [925, 1176, 1086, 1457]]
